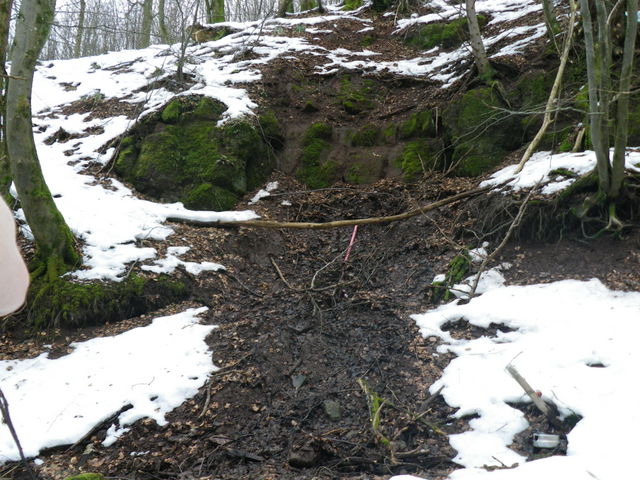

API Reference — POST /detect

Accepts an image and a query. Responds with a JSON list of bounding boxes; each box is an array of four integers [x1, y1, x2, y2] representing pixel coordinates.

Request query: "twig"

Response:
[[269, 256, 298, 290], [505, 365, 552, 418], [468, 184, 537, 298], [0, 388, 37, 480], [167, 181, 508, 229]]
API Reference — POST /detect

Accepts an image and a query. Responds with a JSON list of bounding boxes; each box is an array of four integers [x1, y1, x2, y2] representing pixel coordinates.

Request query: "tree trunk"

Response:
[[542, 0, 560, 51], [277, 0, 294, 17], [0, 0, 14, 200], [158, 0, 170, 43], [578, 0, 610, 192], [465, 0, 493, 82], [610, 0, 638, 198], [205, 0, 225, 23], [73, 0, 86, 57], [6, 0, 79, 271], [139, 0, 153, 48]]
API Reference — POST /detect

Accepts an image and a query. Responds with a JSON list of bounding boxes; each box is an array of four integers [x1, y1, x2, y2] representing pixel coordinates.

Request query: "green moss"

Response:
[[184, 183, 239, 210], [115, 100, 273, 211], [343, 0, 363, 9], [398, 110, 435, 139], [192, 96, 226, 120], [303, 122, 332, 144], [361, 35, 376, 47], [396, 139, 441, 180], [432, 251, 471, 303], [345, 164, 365, 184], [381, 123, 397, 144], [350, 124, 380, 146], [444, 86, 522, 177], [27, 274, 189, 329], [406, 16, 487, 50], [161, 99, 182, 124], [338, 75, 375, 114], [258, 110, 285, 149], [64, 474, 105, 480]]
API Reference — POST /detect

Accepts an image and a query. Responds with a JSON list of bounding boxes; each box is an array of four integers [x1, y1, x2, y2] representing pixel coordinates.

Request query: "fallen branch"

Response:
[[506, 365, 564, 429], [167, 182, 507, 230], [0, 388, 35, 480]]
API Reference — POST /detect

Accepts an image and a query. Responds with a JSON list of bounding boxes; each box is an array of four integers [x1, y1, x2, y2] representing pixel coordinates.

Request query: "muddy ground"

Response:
[[3, 171, 640, 480]]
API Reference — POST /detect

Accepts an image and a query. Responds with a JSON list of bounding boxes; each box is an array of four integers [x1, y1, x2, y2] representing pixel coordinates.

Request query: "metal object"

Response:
[[532, 432, 561, 448]]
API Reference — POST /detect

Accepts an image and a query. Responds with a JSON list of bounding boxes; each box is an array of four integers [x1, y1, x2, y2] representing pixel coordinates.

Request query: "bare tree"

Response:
[[73, 0, 86, 57], [0, 0, 14, 200]]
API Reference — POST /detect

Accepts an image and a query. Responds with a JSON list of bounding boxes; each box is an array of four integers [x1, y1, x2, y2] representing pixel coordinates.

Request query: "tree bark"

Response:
[[0, 0, 14, 200], [139, 0, 153, 48], [6, 0, 79, 270], [205, 0, 225, 23], [610, 0, 638, 198], [158, 0, 170, 43], [73, 0, 86, 57], [277, 0, 294, 17], [465, 0, 493, 82]]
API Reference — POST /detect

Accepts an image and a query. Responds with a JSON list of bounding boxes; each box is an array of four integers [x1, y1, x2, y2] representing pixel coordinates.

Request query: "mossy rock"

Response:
[[406, 16, 488, 51], [114, 96, 274, 211], [27, 274, 189, 328], [395, 138, 445, 180], [338, 75, 376, 114], [161, 99, 182, 124], [297, 122, 336, 188], [371, 0, 392, 11], [350, 124, 380, 147], [398, 110, 436, 139], [443, 86, 522, 176], [63, 474, 105, 480], [258, 110, 285, 149]]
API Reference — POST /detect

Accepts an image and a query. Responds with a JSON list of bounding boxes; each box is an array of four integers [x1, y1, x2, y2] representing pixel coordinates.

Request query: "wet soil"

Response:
[[4, 172, 640, 480]]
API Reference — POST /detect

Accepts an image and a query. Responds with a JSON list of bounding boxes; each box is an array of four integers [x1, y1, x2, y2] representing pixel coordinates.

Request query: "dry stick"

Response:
[[506, 365, 552, 418], [167, 182, 507, 230], [0, 388, 36, 480], [468, 184, 537, 298], [514, 0, 577, 174]]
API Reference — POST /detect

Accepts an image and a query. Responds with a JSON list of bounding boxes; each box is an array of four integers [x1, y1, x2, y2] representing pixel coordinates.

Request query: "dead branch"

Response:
[[0, 388, 36, 480], [167, 182, 507, 229]]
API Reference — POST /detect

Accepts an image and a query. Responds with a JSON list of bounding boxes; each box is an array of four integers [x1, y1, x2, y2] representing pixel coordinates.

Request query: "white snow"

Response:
[[481, 149, 640, 194], [393, 278, 640, 480], [249, 181, 279, 204], [0, 307, 216, 463]]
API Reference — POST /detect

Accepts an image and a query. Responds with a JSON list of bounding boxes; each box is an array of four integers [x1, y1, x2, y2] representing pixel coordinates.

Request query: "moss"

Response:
[[361, 35, 376, 47], [396, 139, 441, 180], [444, 86, 522, 177], [115, 99, 273, 211], [343, 0, 363, 9], [398, 110, 435, 139], [161, 99, 182, 124], [27, 274, 189, 329], [381, 123, 397, 144], [406, 16, 487, 50], [64, 475, 105, 480], [184, 183, 239, 210], [371, 0, 392, 11], [192, 96, 226, 120], [432, 251, 471, 303], [298, 123, 335, 188], [303, 122, 332, 144], [338, 75, 375, 114], [350, 124, 380, 146], [345, 164, 365, 184], [258, 110, 285, 149]]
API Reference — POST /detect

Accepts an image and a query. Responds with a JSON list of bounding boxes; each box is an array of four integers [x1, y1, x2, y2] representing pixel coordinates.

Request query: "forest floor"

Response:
[[4, 171, 640, 480]]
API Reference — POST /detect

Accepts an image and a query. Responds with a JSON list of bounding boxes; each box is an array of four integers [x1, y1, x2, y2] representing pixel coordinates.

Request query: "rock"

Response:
[[323, 400, 342, 421]]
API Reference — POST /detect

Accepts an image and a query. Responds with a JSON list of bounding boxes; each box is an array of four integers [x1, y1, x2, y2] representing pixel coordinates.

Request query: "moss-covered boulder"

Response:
[[405, 16, 488, 51], [114, 97, 278, 211], [297, 122, 336, 188], [443, 87, 522, 176], [338, 75, 376, 114], [398, 110, 436, 140]]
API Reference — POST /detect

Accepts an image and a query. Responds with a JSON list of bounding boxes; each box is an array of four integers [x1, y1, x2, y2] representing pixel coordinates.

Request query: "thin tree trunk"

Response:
[[465, 0, 493, 82], [204, 0, 225, 23], [277, 0, 294, 17], [515, 0, 577, 173], [73, 0, 86, 57], [139, 0, 153, 48], [158, 0, 170, 43], [578, 0, 610, 192], [610, 0, 638, 198], [0, 0, 14, 200], [6, 0, 79, 271], [542, 0, 560, 51]]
